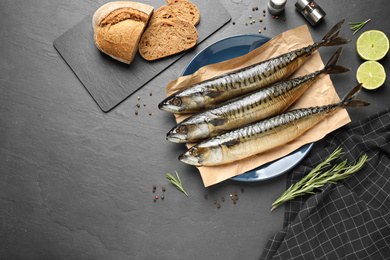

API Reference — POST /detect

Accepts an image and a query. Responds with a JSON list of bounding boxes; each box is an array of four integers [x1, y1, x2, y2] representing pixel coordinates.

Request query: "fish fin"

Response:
[[224, 140, 240, 148], [322, 19, 352, 46], [322, 20, 345, 41], [209, 118, 228, 126], [339, 83, 370, 108], [323, 47, 351, 74], [325, 47, 343, 66], [346, 99, 371, 108], [327, 65, 351, 74]]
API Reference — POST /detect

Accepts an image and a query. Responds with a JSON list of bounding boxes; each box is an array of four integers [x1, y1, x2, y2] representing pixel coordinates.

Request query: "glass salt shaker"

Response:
[[268, 0, 287, 15]]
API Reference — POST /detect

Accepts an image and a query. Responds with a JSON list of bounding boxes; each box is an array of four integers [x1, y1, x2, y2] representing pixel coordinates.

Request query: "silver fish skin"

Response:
[[159, 20, 351, 114], [178, 84, 369, 166], [167, 48, 349, 143]]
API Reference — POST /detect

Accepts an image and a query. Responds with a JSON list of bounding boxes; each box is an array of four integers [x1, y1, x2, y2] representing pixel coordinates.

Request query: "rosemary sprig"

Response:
[[348, 19, 371, 35], [166, 171, 188, 196], [271, 147, 369, 211]]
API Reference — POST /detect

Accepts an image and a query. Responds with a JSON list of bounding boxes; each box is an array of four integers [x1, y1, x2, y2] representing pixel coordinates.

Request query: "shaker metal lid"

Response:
[[269, 0, 287, 9], [295, 0, 311, 10]]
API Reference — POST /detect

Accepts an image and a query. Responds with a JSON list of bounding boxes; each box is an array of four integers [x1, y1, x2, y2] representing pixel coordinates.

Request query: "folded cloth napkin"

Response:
[[261, 109, 390, 260]]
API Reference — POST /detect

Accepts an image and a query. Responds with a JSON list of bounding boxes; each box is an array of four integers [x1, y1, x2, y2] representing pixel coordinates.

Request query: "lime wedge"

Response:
[[356, 61, 386, 90], [356, 30, 389, 61]]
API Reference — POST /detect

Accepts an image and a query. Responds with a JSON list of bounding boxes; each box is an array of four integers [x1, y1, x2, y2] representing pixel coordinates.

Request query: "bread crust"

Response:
[[92, 1, 154, 64], [139, 17, 198, 61], [149, 0, 200, 26]]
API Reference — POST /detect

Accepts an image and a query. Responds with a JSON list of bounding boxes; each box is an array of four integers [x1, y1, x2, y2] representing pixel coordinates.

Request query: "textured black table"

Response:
[[1, 1, 389, 259]]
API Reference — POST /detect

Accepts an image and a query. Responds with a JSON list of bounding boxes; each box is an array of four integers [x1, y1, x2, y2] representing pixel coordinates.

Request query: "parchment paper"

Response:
[[165, 25, 351, 187]]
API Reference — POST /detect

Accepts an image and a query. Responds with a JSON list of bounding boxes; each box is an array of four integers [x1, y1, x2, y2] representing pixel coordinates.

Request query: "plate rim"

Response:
[[182, 34, 272, 76]]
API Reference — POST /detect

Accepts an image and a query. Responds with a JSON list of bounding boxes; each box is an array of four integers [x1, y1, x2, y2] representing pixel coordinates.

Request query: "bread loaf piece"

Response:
[[93, 1, 154, 64], [139, 17, 198, 61], [149, 0, 200, 26]]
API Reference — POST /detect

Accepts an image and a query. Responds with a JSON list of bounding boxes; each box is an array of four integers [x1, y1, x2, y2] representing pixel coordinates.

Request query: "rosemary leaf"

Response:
[[166, 171, 188, 197], [271, 148, 369, 211], [348, 19, 371, 35]]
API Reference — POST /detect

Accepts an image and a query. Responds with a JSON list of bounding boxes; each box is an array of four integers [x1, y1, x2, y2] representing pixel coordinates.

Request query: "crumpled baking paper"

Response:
[[165, 25, 351, 187]]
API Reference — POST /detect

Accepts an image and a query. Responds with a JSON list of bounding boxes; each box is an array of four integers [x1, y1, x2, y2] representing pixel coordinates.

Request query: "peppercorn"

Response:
[[154, 198, 156, 202], [161, 195, 165, 200], [162, 187, 166, 192], [233, 201, 236, 204], [149, 112, 152, 116], [217, 204, 221, 209], [234, 192, 238, 196], [283, 17, 286, 21], [249, 15, 252, 19], [263, 9, 266, 13], [149, 92, 152, 96], [214, 200, 217, 204], [204, 195, 208, 200], [252, 7, 255, 11], [259, 18, 263, 22], [143, 103, 146, 107], [155, 195, 159, 199], [137, 97, 140, 100], [153, 185, 156, 192], [232, 21, 235, 25], [221, 197, 225, 202], [258, 30, 262, 34], [135, 111, 138, 115]]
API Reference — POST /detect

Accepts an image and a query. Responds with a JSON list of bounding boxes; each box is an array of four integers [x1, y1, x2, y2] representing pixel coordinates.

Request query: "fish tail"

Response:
[[323, 47, 350, 74], [339, 83, 370, 108], [322, 19, 352, 46]]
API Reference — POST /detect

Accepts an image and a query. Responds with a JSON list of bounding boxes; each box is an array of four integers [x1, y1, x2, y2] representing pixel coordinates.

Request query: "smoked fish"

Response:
[[159, 20, 351, 114], [178, 84, 369, 166], [167, 48, 349, 143]]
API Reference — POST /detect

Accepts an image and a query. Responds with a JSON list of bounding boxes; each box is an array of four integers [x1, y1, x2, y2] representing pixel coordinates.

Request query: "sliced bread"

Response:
[[138, 17, 198, 61], [93, 1, 154, 64], [149, 0, 200, 26]]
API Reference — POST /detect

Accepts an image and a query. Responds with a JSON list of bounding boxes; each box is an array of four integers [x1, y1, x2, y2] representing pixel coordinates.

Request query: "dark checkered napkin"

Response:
[[261, 109, 390, 260]]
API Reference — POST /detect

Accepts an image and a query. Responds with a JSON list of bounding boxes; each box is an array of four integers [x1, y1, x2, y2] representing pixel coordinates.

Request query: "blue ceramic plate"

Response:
[[181, 34, 313, 182]]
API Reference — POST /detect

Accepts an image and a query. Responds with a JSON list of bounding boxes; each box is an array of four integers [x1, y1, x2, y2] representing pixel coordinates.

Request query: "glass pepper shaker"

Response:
[[268, 0, 287, 15], [295, 0, 326, 26]]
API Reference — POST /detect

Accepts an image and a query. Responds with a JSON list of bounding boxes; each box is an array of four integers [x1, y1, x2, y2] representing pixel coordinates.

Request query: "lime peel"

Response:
[[356, 61, 386, 90], [356, 30, 389, 61]]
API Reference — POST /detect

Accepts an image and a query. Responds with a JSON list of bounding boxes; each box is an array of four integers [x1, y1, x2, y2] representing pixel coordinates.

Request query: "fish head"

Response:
[[178, 142, 223, 166], [158, 91, 205, 114], [166, 118, 210, 143]]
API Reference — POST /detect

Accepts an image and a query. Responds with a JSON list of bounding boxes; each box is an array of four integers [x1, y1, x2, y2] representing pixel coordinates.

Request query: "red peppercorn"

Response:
[[155, 195, 159, 199]]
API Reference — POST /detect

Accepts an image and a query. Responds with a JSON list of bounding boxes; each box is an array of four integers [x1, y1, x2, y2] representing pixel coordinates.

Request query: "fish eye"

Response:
[[170, 97, 182, 106], [178, 125, 188, 134], [190, 148, 199, 157]]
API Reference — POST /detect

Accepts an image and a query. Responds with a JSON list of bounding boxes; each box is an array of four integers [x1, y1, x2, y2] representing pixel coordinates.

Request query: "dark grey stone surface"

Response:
[[1, 0, 389, 259]]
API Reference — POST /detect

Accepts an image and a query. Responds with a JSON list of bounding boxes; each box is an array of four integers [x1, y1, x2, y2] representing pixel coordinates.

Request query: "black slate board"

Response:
[[53, 0, 231, 112]]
